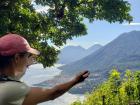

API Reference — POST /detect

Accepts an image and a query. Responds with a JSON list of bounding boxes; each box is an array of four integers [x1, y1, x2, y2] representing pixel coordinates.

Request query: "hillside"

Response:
[[57, 44, 102, 64], [71, 70, 140, 105], [59, 31, 140, 75]]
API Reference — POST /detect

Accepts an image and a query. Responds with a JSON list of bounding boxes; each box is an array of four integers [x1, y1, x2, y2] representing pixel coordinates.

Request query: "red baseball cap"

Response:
[[0, 33, 40, 56]]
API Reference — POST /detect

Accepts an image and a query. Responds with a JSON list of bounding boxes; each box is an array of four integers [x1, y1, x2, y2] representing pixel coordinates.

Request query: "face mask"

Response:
[[14, 68, 26, 80]]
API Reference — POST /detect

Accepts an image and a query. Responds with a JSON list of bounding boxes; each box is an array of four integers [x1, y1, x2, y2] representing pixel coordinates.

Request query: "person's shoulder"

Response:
[[0, 81, 30, 95], [0, 81, 31, 105], [0, 81, 28, 86]]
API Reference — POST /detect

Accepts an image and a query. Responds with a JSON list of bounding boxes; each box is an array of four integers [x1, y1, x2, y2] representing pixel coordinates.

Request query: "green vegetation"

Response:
[[0, 0, 132, 67], [71, 70, 140, 105]]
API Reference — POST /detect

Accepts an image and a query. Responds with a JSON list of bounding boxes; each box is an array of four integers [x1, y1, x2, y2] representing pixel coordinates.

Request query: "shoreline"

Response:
[[22, 64, 85, 105], [39, 92, 84, 105]]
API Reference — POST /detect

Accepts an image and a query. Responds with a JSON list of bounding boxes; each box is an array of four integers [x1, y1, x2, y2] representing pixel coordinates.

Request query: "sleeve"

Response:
[[0, 82, 31, 105]]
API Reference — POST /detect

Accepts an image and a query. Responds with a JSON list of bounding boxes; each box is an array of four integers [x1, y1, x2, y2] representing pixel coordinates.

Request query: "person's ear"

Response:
[[14, 54, 20, 64]]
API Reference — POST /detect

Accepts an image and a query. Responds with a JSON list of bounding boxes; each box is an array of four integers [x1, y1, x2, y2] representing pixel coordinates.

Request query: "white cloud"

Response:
[[31, 0, 49, 13], [59, 41, 79, 49], [35, 6, 49, 13], [123, 22, 140, 26], [65, 41, 79, 47]]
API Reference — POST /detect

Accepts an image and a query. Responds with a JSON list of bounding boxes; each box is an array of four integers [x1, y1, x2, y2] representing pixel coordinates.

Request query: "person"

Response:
[[0, 33, 90, 105]]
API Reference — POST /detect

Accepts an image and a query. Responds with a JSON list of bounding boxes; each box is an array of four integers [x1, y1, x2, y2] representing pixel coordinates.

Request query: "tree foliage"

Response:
[[0, 0, 133, 67], [71, 70, 140, 105]]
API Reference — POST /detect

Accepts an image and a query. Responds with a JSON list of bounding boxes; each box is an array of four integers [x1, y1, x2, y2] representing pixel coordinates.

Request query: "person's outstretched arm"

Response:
[[22, 71, 90, 105]]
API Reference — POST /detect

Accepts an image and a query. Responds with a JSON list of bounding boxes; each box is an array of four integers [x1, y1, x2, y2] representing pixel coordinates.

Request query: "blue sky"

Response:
[[64, 0, 140, 49], [34, 0, 140, 49]]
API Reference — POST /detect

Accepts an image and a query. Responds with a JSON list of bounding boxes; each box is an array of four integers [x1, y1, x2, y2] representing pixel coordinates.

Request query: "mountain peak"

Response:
[[57, 44, 102, 64], [59, 30, 140, 75]]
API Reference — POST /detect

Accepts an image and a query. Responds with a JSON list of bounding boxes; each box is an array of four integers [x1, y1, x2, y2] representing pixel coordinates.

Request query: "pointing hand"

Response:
[[74, 70, 90, 84]]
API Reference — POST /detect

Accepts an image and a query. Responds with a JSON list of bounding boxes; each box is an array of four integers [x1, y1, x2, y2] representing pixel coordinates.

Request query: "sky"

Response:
[[34, 0, 140, 49]]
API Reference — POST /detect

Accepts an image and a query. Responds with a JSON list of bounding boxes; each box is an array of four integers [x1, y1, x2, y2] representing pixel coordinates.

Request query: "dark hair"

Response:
[[0, 52, 27, 70], [0, 55, 15, 70]]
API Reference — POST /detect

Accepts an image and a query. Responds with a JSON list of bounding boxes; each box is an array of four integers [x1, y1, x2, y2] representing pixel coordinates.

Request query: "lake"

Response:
[[22, 64, 84, 105]]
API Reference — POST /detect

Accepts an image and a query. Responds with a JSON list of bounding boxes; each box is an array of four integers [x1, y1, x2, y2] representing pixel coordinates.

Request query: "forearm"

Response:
[[51, 79, 77, 100], [23, 71, 89, 104], [22, 81, 77, 105]]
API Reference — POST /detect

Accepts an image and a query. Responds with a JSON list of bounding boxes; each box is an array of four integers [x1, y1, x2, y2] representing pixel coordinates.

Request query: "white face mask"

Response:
[[16, 72, 26, 80], [14, 68, 26, 80]]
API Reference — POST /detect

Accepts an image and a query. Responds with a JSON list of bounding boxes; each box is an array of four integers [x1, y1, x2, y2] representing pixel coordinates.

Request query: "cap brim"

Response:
[[27, 48, 40, 55]]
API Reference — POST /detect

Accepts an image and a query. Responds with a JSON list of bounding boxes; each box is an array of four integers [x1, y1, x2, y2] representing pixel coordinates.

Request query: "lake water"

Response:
[[22, 64, 84, 105]]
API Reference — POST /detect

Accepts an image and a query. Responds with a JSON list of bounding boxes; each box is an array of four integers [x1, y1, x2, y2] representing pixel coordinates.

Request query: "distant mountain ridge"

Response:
[[59, 31, 140, 75], [57, 44, 102, 64], [86, 44, 102, 56]]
